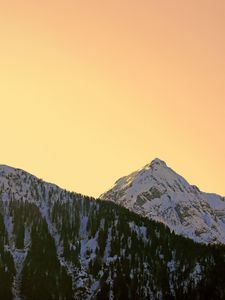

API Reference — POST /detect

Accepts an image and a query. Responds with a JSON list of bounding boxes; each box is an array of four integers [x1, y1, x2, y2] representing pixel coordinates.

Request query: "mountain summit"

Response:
[[100, 159, 225, 245], [149, 158, 167, 167]]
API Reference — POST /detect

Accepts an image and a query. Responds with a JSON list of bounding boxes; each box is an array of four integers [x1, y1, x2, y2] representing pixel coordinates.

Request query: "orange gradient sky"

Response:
[[0, 0, 224, 197]]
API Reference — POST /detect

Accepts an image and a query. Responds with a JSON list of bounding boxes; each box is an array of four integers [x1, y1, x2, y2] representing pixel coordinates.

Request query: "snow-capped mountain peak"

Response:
[[100, 159, 225, 245], [143, 158, 190, 191], [147, 157, 167, 168]]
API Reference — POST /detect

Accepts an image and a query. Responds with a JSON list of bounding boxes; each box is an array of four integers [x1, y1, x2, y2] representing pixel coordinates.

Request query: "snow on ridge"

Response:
[[0, 164, 71, 202], [1, 160, 225, 247], [100, 158, 225, 245]]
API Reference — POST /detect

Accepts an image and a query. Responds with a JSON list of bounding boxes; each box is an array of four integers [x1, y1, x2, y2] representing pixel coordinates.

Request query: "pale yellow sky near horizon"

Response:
[[0, 0, 224, 197]]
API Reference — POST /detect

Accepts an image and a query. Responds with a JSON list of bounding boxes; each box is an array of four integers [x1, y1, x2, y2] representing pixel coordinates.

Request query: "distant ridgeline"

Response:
[[0, 165, 225, 299]]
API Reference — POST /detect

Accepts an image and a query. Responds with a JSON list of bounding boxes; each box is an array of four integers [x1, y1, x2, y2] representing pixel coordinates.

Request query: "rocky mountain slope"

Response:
[[1, 164, 225, 299], [100, 159, 225, 245]]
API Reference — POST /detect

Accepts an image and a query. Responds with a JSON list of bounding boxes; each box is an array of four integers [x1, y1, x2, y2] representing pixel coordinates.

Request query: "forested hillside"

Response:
[[0, 165, 225, 299]]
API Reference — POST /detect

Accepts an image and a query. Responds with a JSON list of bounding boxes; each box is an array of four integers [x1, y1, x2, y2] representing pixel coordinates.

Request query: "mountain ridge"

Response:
[[1, 163, 225, 299], [100, 158, 225, 245]]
